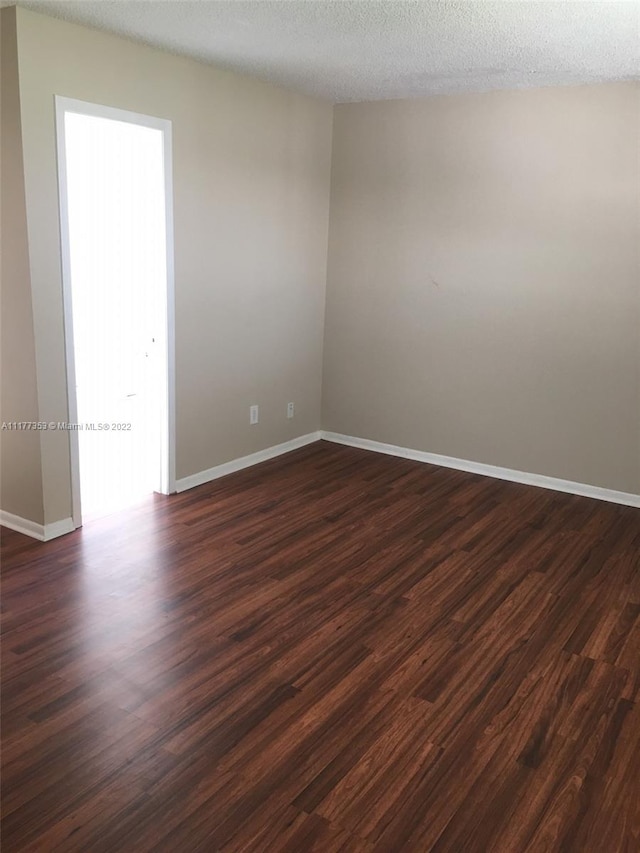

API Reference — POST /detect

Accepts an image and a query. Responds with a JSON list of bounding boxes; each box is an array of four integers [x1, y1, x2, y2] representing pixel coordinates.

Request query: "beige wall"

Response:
[[323, 83, 640, 493], [0, 7, 44, 524], [3, 7, 639, 532], [12, 7, 332, 524]]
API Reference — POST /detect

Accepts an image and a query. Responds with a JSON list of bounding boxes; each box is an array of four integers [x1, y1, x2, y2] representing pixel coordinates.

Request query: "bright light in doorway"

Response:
[[64, 112, 166, 517]]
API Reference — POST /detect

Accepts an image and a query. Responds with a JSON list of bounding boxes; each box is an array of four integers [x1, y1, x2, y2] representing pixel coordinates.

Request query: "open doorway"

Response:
[[56, 98, 175, 524]]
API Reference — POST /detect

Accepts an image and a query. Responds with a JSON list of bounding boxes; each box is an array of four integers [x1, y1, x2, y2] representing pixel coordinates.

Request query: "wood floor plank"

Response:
[[1, 440, 638, 851]]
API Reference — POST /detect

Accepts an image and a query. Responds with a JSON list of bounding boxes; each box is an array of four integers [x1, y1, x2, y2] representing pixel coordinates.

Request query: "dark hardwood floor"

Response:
[[2, 440, 639, 852]]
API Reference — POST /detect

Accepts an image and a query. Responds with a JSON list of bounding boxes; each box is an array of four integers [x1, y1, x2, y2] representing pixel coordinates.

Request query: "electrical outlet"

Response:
[[287, 402, 295, 419], [249, 404, 259, 425]]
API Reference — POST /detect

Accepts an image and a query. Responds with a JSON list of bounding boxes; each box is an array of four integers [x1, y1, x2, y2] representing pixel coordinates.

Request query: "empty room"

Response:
[[1, 1, 639, 850]]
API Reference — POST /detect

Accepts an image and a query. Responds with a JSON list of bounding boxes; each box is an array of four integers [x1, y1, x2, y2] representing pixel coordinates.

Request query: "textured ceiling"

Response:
[[9, 0, 640, 102]]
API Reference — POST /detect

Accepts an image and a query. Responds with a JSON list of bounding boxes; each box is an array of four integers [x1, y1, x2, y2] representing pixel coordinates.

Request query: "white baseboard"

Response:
[[44, 518, 76, 540], [5, 430, 635, 541], [0, 511, 76, 541], [175, 431, 322, 493], [0, 511, 45, 540], [320, 431, 640, 509]]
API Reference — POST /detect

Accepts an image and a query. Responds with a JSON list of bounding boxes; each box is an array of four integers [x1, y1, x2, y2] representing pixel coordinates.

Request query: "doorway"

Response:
[[56, 98, 175, 524]]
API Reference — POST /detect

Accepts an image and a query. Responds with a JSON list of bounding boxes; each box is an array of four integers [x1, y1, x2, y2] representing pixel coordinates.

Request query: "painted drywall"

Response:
[[323, 83, 640, 493], [11, 6, 332, 525], [0, 6, 44, 524], [5, 6, 638, 532]]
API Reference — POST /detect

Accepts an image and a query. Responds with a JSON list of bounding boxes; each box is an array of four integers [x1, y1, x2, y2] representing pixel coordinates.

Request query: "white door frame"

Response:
[[55, 96, 176, 527]]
